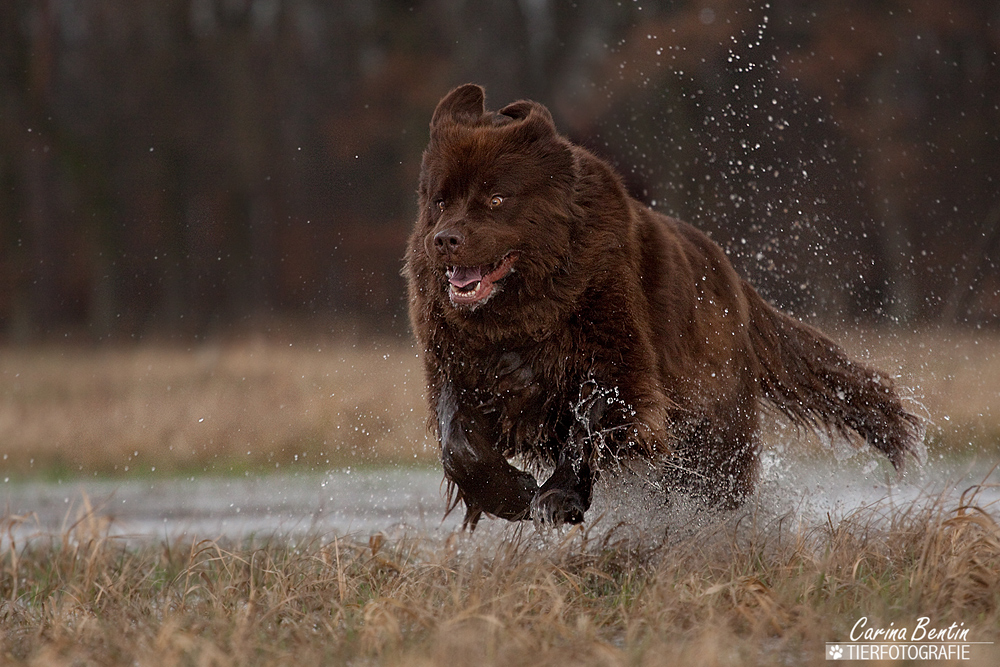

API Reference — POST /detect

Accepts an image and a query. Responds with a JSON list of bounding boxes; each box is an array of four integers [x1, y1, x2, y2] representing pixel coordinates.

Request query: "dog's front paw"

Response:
[[531, 487, 586, 527]]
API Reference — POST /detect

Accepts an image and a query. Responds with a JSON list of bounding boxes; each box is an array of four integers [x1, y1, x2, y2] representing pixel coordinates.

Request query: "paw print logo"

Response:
[[827, 644, 844, 660]]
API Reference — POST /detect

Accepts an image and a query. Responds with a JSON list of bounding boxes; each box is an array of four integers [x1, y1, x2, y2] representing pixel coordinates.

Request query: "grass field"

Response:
[[2, 485, 999, 665], [2, 326, 1000, 665], [1, 326, 999, 478], [0, 335, 432, 478]]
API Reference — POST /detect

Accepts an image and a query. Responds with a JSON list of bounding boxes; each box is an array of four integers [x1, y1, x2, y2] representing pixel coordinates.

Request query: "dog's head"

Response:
[[407, 85, 579, 326]]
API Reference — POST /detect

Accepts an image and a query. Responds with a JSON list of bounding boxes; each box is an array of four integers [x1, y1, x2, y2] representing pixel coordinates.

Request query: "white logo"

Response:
[[826, 617, 994, 661]]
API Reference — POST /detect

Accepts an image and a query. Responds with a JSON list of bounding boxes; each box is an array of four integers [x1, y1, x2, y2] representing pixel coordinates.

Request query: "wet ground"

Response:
[[2, 454, 999, 546], [2, 467, 463, 545]]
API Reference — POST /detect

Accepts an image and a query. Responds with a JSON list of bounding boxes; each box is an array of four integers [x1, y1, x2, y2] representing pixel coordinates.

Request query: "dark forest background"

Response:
[[1, 0, 998, 342]]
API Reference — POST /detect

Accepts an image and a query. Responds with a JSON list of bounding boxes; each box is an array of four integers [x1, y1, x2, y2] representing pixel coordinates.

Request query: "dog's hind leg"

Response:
[[667, 382, 761, 508]]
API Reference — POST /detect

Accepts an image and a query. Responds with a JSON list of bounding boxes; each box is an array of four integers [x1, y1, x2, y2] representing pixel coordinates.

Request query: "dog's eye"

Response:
[[434, 200, 445, 212], [489, 195, 504, 209]]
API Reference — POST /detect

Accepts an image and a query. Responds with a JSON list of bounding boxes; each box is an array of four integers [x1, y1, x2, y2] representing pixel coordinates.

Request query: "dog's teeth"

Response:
[[452, 281, 481, 294]]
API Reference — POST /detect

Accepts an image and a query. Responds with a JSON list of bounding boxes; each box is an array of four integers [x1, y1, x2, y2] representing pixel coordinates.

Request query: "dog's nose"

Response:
[[433, 229, 464, 255]]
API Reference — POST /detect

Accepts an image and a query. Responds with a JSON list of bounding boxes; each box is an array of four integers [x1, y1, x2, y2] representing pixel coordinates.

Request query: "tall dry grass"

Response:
[[0, 336, 432, 477], [2, 487, 999, 665], [1, 326, 999, 479]]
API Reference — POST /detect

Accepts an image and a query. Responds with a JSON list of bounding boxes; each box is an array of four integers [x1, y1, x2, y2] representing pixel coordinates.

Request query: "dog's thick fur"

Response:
[[405, 84, 922, 529]]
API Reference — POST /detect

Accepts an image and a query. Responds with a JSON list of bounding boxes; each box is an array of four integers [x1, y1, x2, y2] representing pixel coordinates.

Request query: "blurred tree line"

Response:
[[1, 0, 997, 342]]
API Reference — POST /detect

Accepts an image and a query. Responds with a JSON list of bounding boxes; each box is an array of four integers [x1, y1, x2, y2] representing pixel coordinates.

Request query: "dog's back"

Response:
[[634, 205, 923, 503]]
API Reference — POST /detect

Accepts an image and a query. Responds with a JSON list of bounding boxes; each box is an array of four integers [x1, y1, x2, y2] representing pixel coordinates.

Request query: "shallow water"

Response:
[[586, 450, 1000, 547], [1, 467, 462, 546], [2, 453, 998, 547]]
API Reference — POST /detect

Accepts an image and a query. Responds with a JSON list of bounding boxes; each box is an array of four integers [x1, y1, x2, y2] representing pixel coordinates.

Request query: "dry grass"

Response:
[[2, 487, 999, 665], [2, 326, 1000, 665], [1, 326, 999, 479], [0, 335, 432, 477]]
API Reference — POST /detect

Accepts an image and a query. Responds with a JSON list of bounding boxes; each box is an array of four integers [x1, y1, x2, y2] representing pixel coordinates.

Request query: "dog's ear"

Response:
[[431, 84, 486, 129], [498, 99, 557, 138]]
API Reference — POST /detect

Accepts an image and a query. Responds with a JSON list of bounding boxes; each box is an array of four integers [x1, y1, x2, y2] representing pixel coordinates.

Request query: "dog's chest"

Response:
[[449, 348, 572, 452]]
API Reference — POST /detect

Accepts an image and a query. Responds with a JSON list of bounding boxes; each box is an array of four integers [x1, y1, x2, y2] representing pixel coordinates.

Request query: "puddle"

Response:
[[1, 467, 462, 545], [2, 455, 998, 547]]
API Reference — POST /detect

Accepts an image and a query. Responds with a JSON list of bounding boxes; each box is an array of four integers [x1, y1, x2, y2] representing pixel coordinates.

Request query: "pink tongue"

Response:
[[449, 266, 483, 288]]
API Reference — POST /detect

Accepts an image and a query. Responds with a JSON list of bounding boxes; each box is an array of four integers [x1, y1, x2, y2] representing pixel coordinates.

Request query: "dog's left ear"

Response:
[[431, 84, 487, 130], [498, 99, 557, 138]]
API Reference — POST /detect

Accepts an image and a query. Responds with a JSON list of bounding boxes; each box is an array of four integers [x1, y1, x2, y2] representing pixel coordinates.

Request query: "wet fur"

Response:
[[404, 84, 922, 529]]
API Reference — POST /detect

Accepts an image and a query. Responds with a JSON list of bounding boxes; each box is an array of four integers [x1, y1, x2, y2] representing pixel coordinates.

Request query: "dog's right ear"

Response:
[[431, 84, 486, 130]]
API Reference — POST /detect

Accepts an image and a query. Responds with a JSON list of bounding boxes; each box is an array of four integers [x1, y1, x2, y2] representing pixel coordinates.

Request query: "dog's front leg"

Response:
[[531, 447, 592, 526], [530, 380, 612, 526], [438, 383, 538, 528]]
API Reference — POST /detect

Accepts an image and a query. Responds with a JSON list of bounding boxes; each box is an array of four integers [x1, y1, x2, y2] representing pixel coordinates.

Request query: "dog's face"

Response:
[[410, 85, 578, 319]]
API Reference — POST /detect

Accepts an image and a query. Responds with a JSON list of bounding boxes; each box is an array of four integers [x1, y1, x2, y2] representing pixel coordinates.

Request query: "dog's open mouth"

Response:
[[446, 253, 519, 307]]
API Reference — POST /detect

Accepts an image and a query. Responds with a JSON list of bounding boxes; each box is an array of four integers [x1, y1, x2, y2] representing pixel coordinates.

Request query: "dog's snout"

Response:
[[433, 229, 465, 255]]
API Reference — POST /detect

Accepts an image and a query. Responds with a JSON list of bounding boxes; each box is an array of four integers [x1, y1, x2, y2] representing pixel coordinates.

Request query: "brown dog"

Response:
[[404, 84, 922, 529]]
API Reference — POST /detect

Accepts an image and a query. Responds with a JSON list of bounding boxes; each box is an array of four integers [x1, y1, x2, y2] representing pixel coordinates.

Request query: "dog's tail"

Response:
[[745, 284, 923, 470]]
